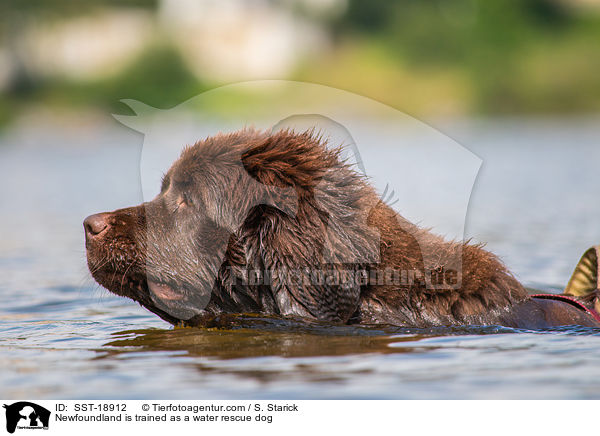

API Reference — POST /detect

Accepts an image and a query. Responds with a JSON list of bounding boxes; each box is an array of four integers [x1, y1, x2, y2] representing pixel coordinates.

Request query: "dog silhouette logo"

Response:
[[3, 402, 50, 433]]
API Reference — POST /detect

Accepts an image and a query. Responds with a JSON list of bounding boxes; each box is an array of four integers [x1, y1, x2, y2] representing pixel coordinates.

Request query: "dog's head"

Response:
[[85, 129, 381, 325]]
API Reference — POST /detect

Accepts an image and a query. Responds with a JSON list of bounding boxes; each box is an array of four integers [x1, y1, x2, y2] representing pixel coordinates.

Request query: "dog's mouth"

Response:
[[147, 281, 186, 301], [120, 277, 185, 325], [144, 278, 212, 322], [130, 277, 197, 325], [87, 243, 211, 325], [84, 208, 205, 325], [129, 278, 183, 325], [87, 257, 184, 325]]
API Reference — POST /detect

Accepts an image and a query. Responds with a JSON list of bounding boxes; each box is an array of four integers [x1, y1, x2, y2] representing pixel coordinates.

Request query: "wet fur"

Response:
[[85, 129, 597, 328]]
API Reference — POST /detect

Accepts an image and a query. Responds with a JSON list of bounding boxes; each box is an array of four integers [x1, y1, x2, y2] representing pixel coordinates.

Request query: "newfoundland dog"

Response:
[[84, 129, 600, 328]]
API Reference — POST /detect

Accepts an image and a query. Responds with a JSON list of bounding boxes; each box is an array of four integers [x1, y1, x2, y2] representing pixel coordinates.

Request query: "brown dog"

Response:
[[84, 129, 600, 328]]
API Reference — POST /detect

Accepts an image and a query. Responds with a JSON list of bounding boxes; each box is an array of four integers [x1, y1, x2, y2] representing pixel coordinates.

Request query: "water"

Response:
[[1, 115, 600, 399]]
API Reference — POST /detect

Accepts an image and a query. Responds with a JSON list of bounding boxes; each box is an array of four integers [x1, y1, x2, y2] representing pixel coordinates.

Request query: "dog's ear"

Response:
[[241, 129, 340, 190], [232, 131, 385, 323], [181, 132, 299, 234], [213, 129, 338, 232]]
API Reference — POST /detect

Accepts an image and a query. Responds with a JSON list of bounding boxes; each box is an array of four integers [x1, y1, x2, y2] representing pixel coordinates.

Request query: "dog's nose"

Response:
[[84, 213, 109, 237]]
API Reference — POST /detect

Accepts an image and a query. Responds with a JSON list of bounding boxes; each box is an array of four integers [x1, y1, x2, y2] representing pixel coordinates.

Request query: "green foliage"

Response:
[[95, 44, 206, 113], [10, 45, 206, 120], [333, 0, 600, 114]]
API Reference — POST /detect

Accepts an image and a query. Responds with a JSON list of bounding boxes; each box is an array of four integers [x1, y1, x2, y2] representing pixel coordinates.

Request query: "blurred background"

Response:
[[1, 0, 599, 125]]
